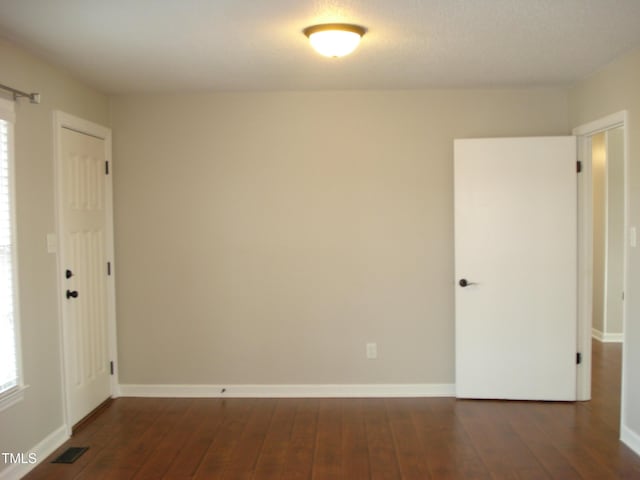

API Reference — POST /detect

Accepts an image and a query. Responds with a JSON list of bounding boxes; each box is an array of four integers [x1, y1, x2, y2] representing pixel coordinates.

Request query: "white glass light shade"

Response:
[[303, 24, 366, 58]]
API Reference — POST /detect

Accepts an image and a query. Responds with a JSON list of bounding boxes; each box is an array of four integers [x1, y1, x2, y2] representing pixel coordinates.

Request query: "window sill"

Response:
[[0, 385, 29, 413]]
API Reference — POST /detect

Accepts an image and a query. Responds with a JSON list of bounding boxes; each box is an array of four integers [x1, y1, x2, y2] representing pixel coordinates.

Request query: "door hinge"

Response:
[[577, 161, 582, 173], [105, 161, 110, 175], [577, 352, 582, 365], [110, 361, 114, 375], [107, 261, 111, 276]]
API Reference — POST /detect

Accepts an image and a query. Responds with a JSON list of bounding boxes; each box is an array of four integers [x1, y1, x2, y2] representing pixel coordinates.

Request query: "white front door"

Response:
[[454, 137, 577, 401], [59, 125, 112, 425]]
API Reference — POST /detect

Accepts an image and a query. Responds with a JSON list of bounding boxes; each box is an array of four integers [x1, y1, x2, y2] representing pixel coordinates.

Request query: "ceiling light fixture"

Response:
[[303, 23, 366, 58]]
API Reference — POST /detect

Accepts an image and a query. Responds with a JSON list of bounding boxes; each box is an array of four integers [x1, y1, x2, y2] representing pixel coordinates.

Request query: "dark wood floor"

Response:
[[25, 341, 640, 479]]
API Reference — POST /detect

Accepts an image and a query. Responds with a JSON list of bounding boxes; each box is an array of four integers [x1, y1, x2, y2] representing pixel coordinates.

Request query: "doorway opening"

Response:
[[574, 112, 628, 423], [591, 128, 625, 344]]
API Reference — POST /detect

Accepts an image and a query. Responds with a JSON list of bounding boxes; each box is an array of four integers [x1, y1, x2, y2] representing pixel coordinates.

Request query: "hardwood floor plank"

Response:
[[113, 398, 195, 479], [385, 398, 431, 479], [363, 398, 402, 480], [160, 398, 227, 479], [252, 398, 297, 480], [413, 398, 490, 479], [504, 403, 582, 479], [341, 399, 371, 479], [311, 398, 343, 480], [130, 399, 203, 480], [74, 398, 184, 480], [188, 399, 256, 479], [206, 399, 276, 479], [280, 399, 319, 480], [457, 401, 550, 479]]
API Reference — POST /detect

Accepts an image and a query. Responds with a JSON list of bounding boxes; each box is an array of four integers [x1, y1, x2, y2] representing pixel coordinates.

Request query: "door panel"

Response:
[[454, 137, 577, 401], [60, 127, 110, 424]]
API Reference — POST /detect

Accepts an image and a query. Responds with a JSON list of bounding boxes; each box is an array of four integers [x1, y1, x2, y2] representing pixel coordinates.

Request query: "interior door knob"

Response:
[[66, 290, 79, 299], [459, 279, 477, 287]]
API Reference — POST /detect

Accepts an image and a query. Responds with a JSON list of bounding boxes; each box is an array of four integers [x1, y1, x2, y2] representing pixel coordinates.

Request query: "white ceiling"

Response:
[[1, 0, 640, 94]]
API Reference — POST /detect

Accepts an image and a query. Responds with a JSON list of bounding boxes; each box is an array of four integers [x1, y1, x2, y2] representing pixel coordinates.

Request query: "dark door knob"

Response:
[[66, 290, 78, 299], [65, 269, 73, 279], [459, 279, 476, 287]]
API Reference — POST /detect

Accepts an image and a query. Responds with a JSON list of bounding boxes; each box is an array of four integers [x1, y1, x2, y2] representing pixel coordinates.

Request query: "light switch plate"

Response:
[[366, 342, 378, 359], [46, 233, 57, 253]]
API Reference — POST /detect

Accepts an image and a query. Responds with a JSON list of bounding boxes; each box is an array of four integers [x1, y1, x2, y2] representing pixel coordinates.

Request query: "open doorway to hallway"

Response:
[[591, 128, 625, 344], [574, 111, 628, 405]]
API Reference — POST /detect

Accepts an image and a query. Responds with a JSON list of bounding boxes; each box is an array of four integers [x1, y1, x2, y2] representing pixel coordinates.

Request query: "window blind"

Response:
[[0, 99, 18, 396]]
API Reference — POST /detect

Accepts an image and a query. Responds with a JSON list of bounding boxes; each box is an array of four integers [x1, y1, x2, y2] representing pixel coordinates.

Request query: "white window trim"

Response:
[[0, 96, 25, 410], [0, 385, 28, 413]]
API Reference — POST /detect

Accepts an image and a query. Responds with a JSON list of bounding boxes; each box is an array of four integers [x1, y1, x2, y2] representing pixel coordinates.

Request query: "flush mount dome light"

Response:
[[303, 23, 366, 58]]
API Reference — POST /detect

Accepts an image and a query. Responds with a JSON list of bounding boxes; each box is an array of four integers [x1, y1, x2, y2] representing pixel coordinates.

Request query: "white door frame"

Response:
[[53, 111, 119, 436], [573, 111, 628, 406]]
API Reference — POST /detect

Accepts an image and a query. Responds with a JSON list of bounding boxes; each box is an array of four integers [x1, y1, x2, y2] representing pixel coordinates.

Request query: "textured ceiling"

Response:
[[1, 0, 640, 93]]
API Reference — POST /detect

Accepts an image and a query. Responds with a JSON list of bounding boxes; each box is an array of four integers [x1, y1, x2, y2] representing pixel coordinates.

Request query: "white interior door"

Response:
[[59, 126, 112, 425], [455, 137, 577, 401]]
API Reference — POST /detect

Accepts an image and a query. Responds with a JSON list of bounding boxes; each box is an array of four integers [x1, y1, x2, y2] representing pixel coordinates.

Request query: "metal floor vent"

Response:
[[51, 447, 89, 464]]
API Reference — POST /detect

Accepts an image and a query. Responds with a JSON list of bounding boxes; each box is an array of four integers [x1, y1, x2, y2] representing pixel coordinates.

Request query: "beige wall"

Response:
[[0, 38, 109, 474], [569, 46, 640, 442], [592, 132, 606, 333], [111, 89, 569, 386]]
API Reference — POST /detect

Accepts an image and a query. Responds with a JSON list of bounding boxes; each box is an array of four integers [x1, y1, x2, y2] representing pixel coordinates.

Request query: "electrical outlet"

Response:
[[366, 342, 378, 359]]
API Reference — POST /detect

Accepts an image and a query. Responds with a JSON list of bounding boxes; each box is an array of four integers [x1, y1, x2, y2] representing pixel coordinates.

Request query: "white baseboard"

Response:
[[119, 383, 455, 398], [621, 425, 640, 458], [0, 425, 68, 480], [592, 328, 623, 343], [604, 333, 624, 343]]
